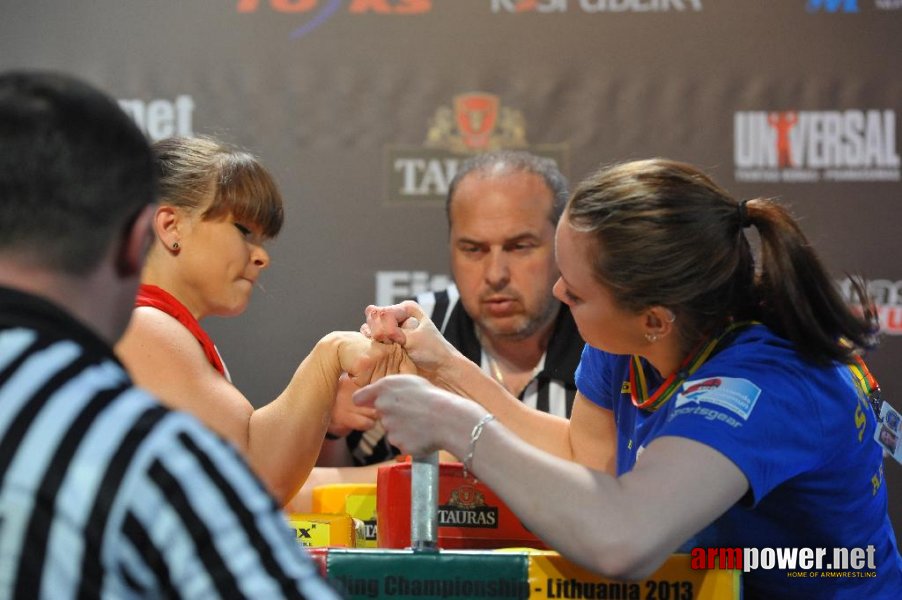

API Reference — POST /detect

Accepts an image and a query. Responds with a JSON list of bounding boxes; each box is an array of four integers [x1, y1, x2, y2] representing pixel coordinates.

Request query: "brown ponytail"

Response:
[[567, 158, 877, 363]]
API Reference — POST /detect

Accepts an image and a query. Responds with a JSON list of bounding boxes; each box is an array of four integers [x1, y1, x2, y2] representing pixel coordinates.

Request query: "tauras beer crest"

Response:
[[438, 485, 499, 528], [453, 93, 501, 150], [385, 91, 568, 204]]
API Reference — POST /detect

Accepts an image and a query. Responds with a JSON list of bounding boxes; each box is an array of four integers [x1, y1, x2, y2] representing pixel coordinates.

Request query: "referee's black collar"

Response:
[[0, 285, 121, 363], [443, 300, 581, 388]]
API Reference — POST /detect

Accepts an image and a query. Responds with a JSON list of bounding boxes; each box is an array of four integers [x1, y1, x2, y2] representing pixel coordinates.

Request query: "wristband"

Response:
[[462, 413, 496, 481]]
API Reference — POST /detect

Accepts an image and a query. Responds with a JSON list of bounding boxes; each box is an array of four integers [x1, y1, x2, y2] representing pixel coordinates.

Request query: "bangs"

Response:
[[203, 152, 284, 238]]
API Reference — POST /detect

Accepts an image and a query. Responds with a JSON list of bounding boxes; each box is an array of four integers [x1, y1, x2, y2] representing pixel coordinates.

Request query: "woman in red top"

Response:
[[117, 136, 403, 505]]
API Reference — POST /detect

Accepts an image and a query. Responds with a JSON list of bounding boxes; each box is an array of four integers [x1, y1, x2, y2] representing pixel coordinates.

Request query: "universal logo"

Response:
[[733, 110, 900, 183], [385, 92, 568, 204], [438, 485, 499, 528]]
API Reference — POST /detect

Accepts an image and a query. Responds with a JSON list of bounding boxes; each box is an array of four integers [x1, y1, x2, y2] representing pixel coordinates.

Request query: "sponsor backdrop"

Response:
[[3, 0, 901, 543]]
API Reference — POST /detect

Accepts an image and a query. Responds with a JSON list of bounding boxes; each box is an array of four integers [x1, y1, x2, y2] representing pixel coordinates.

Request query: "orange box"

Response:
[[312, 483, 378, 548], [376, 461, 547, 549]]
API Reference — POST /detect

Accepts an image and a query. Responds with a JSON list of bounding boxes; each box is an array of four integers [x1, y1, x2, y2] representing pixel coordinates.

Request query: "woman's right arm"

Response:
[[116, 307, 256, 450], [117, 308, 400, 504]]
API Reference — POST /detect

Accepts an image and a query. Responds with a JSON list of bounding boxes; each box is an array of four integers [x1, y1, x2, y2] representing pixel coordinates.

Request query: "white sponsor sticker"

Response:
[[674, 376, 761, 420]]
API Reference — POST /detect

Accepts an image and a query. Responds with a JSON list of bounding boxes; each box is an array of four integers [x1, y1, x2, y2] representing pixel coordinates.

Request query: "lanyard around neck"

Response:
[[629, 321, 754, 413], [848, 353, 882, 416]]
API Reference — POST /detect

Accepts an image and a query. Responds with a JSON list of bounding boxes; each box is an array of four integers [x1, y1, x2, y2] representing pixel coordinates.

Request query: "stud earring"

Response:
[[171, 241, 180, 250], [645, 332, 658, 343]]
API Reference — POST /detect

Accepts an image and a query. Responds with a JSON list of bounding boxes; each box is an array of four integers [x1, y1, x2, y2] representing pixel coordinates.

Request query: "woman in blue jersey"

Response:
[[355, 158, 902, 598]]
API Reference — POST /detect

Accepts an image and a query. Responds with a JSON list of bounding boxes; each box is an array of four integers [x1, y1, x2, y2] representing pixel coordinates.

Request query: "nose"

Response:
[[484, 249, 510, 289], [552, 277, 567, 304], [251, 244, 270, 269]]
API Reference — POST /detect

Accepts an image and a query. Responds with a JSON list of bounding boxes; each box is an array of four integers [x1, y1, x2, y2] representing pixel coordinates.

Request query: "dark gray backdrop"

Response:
[[3, 0, 900, 545]]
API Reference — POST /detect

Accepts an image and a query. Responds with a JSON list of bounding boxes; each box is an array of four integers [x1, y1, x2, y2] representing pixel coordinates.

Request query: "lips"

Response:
[[483, 297, 518, 316]]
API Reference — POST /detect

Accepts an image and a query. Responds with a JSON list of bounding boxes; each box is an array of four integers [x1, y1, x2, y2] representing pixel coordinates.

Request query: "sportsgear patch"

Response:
[[674, 376, 761, 420]]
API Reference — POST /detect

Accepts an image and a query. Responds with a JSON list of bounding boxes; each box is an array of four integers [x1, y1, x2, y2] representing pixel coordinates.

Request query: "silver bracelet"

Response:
[[462, 413, 496, 481]]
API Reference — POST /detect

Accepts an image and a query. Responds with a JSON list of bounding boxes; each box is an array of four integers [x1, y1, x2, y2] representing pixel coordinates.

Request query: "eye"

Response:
[[459, 244, 483, 254], [504, 238, 538, 252], [234, 223, 252, 237], [564, 289, 582, 304]]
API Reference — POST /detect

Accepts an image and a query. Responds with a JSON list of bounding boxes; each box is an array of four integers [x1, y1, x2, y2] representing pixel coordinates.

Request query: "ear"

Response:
[[153, 204, 181, 249], [115, 204, 156, 277], [643, 306, 677, 339]]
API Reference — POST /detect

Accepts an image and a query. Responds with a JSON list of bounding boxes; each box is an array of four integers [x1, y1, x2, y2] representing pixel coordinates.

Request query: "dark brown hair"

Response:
[[152, 136, 283, 238], [567, 158, 877, 364]]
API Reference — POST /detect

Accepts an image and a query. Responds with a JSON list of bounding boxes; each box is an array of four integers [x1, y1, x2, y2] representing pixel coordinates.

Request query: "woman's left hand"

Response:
[[326, 373, 378, 437], [353, 374, 481, 458]]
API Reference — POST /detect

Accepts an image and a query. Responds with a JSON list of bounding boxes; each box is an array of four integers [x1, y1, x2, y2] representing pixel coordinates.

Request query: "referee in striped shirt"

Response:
[[0, 72, 340, 598]]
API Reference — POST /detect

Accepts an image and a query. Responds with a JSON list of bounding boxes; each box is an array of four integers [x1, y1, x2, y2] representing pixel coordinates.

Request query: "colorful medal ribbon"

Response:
[[629, 321, 754, 412], [848, 353, 882, 415]]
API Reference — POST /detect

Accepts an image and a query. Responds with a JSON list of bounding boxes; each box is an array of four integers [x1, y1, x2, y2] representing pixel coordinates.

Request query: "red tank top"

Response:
[[134, 284, 227, 378]]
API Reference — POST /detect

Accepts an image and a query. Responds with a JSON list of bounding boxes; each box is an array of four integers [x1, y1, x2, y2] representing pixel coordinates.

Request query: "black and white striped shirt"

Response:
[[348, 285, 584, 466], [0, 287, 339, 599]]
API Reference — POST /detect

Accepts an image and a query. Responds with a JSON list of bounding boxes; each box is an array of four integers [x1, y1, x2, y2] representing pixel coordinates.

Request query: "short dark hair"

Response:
[[0, 71, 155, 274], [153, 136, 283, 239], [446, 150, 568, 227]]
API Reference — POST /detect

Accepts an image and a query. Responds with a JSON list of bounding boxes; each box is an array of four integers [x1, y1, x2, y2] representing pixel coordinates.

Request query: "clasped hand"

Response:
[[331, 301, 470, 456]]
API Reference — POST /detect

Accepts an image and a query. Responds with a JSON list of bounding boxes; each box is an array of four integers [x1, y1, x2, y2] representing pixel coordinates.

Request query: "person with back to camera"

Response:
[[356, 158, 902, 598], [0, 70, 341, 597], [116, 136, 411, 507]]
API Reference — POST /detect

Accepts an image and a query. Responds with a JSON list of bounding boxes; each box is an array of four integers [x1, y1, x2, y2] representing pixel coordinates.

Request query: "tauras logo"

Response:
[[734, 110, 900, 182], [438, 485, 499, 528], [385, 92, 567, 204], [362, 519, 377, 541], [491, 0, 702, 13]]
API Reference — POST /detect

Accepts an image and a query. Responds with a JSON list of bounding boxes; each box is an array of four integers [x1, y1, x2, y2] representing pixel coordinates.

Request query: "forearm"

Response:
[[316, 436, 356, 467], [431, 353, 576, 461], [248, 333, 347, 504], [457, 418, 747, 579], [456, 416, 667, 579]]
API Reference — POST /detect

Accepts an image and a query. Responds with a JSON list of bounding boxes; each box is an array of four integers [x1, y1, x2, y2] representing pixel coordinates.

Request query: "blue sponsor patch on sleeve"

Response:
[[674, 376, 761, 420]]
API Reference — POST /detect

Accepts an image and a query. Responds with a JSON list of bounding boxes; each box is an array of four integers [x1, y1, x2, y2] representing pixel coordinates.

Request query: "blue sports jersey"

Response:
[[575, 324, 902, 599]]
